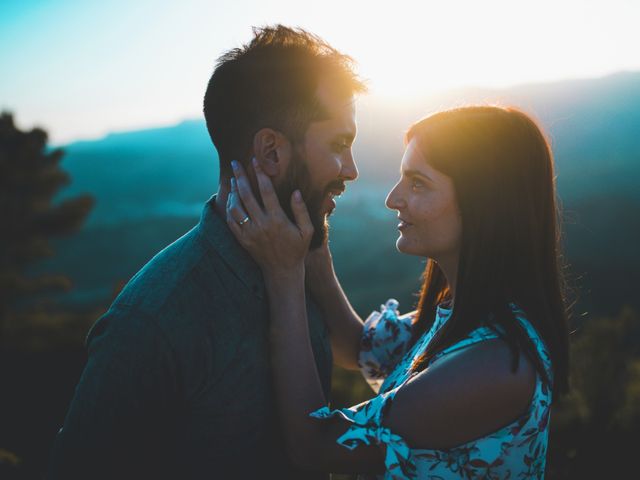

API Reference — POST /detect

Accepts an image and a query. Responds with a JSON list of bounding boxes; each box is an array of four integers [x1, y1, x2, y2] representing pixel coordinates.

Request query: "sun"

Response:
[[304, 0, 619, 99]]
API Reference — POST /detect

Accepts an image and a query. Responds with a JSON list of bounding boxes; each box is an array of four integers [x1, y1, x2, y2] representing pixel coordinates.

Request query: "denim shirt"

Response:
[[47, 196, 332, 480]]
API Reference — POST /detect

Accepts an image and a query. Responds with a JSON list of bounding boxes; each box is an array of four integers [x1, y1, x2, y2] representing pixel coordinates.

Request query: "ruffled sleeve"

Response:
[[309, 388, 416, 479], [358, 299, 415, 393]]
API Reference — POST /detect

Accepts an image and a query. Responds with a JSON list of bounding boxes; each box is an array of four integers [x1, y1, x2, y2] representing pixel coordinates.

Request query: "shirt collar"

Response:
[[196, 195, 265, 299]]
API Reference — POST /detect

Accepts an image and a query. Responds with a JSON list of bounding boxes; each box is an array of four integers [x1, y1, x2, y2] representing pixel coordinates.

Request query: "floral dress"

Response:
[[310, 300, 554, 479]]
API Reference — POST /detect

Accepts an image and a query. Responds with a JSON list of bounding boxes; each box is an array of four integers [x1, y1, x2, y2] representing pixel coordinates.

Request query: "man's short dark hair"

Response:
[[203, 25, 366, 177]]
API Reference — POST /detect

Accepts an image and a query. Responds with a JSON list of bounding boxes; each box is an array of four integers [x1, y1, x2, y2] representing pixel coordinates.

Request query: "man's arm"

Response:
[[46, 307, 180, 480]]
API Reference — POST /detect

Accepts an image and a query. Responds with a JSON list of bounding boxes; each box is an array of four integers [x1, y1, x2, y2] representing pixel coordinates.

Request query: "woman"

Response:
[[226, 106, 570, 479]]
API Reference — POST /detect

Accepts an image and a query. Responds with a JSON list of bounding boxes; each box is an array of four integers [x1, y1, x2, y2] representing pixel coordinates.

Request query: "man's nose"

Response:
[[340, 152, 358, 181]]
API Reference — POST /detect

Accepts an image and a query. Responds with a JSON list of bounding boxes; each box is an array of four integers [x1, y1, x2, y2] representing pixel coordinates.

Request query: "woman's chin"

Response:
[[395, 235, 425, 257]]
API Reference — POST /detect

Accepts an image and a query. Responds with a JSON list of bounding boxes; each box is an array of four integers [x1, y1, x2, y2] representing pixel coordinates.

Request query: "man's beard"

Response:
[[274, 148, 340, 250]]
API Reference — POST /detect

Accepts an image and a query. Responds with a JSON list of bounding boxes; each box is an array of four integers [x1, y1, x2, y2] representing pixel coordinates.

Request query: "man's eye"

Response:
[[411, 179, 424, 190], [333, 142, 349, 152]]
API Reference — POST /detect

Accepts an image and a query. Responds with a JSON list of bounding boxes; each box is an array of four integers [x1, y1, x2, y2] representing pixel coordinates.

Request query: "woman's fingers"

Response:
[[225, 160, 313, 272], [226, 178, 251, 225], [291, 190, 314, 241], [252, 157, 281, 214], [226, 190, 248, 245], [229, 158, 311, 248], [231, 160, 264, 222]]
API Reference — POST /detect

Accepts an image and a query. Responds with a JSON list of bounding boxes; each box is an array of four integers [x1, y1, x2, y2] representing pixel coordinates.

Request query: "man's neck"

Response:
[[214, 180, 231, 219]]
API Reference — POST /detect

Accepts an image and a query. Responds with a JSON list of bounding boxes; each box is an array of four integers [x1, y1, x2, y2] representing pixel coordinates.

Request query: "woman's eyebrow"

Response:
[[402, 168, 434, 182]]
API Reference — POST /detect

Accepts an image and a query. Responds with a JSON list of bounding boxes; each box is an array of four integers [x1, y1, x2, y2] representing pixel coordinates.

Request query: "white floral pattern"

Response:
[[310, 300, 554, 479]]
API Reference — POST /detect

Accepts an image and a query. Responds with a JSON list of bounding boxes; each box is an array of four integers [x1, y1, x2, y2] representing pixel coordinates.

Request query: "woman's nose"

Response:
[[385, 182, 404, 210]]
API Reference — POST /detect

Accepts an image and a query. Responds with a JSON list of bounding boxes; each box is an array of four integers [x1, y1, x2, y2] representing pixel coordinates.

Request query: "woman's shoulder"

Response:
[[383, 335, 538, 450]]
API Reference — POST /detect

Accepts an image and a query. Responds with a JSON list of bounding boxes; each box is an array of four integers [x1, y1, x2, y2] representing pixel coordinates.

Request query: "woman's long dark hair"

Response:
[[408, 106, 570, 399]]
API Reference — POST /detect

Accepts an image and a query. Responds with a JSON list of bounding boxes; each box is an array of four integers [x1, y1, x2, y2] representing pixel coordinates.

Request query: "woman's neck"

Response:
[[435, 253, 458, 304]]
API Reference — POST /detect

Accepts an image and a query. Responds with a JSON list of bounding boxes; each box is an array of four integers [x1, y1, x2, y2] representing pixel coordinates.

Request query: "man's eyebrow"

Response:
[[334, 132, 356, 143]]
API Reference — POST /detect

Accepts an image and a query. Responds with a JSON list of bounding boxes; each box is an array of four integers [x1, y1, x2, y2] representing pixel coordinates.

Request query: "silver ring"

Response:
[[238, 216, 250, 226]]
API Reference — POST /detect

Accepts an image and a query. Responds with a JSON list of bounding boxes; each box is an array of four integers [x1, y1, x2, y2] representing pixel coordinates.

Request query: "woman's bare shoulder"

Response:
[[384, 338, 536, 450]]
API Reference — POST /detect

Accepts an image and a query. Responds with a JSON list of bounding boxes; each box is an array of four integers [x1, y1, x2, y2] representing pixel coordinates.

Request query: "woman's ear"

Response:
[[252, 128, 292, 177]]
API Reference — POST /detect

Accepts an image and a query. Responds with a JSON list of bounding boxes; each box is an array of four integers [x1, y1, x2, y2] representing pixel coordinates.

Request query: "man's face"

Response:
[[275, 80, 358, 249]]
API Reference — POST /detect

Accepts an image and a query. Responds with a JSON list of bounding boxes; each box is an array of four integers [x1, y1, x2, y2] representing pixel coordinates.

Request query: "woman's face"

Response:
[[385, 138, 462, 261]]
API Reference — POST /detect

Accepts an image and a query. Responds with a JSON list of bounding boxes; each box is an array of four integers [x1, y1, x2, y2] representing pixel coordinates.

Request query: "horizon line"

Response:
[[44, 68, 638, 148]]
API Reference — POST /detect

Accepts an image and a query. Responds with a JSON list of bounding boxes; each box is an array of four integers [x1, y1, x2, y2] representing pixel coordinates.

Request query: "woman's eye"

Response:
[[411, 179, 424, 190]]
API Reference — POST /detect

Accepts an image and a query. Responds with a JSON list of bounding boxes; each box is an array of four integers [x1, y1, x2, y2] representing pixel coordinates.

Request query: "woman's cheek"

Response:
[[410, 196, 435, 224]]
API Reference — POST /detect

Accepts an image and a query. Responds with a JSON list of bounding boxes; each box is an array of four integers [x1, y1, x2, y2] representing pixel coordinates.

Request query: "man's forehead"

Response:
[[316, 97, 356, 133], [316, 78, 356, 110], [326, 101, 356, 133], [315, 109, 356, 140], [303, 77, 355, 138]]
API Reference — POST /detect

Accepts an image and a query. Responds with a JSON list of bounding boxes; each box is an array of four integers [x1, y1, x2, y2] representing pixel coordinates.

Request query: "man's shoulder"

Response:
[[90, 221, 254, 351], [111, 225, 215, 316]]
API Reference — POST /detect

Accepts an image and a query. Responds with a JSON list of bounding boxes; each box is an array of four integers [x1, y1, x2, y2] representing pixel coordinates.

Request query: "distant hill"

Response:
[[41, 72, 640, 315], [56, 71, 640, 226], [57, 119, 217, 226]]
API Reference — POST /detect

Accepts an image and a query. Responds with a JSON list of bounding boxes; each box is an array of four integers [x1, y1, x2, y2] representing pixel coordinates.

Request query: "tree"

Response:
[[547, 306, 640, 478], [0, 112, 94, 346]]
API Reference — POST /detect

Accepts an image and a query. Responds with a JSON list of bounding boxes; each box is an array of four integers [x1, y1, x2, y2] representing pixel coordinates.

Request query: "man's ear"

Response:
[[252, 128, 292, 177]]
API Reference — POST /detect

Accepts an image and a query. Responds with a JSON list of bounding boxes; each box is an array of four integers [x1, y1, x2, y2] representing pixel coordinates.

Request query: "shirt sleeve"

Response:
[[309, 386, 416, 479], [46, 306, 180, 480], [358, 299, 415, 393]]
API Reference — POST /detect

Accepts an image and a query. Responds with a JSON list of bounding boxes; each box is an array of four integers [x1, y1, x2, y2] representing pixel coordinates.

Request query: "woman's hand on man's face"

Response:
[[226, 158, 314, 278]]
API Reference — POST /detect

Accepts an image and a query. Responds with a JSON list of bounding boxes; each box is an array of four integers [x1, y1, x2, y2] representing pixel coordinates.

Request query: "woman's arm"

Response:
[[305, 247, 364, 370], [226, 160, 537, 473], [264, 269, 386, 473], [268, 269, 536, 470], [226, 159, 385, 473]]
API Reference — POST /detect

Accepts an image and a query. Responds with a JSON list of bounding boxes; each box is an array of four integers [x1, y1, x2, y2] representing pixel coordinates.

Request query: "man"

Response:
[[47, 25, 365, 479]]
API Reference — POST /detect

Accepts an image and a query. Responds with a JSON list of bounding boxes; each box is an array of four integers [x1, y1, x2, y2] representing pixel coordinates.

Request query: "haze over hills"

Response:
[[42, 71, 640, 315], [56, 71, 640, 225]]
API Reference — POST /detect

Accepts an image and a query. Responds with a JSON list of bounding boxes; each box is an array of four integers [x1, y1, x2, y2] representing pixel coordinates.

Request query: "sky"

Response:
[[1, 0, 639, 144]]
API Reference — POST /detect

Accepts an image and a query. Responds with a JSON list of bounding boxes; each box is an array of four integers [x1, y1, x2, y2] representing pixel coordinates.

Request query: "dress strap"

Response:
[[510, 304, 554, 386], [429, 327, 501, 366]]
